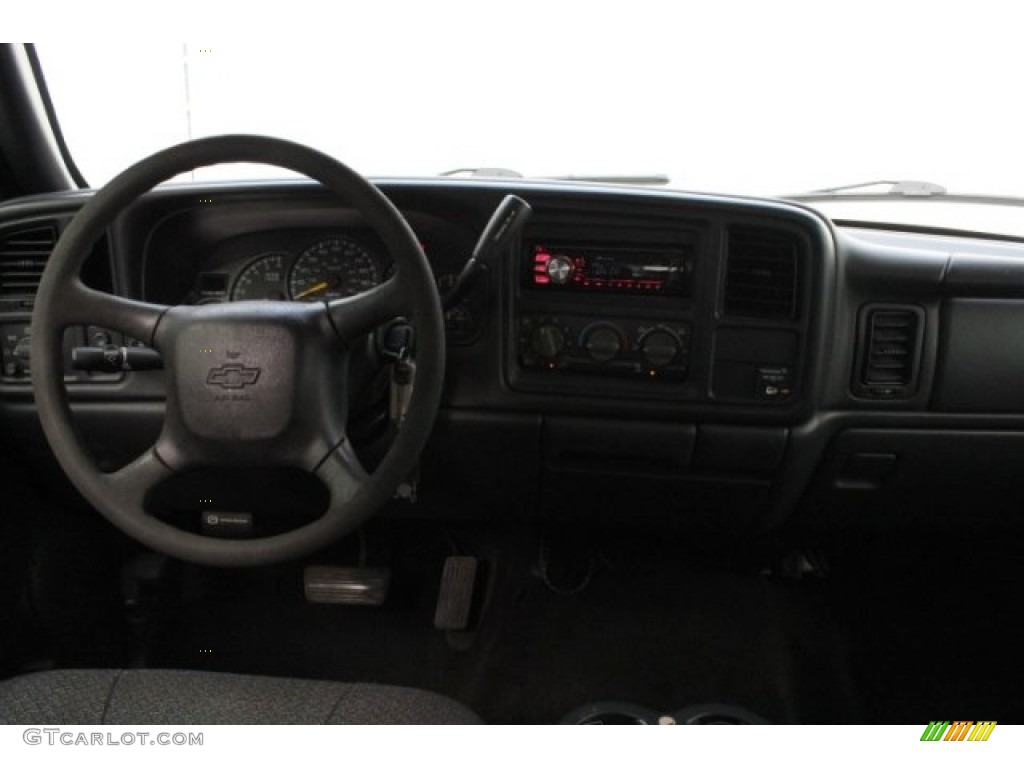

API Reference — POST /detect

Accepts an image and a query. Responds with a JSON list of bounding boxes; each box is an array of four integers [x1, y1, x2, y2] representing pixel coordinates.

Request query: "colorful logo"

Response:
[[920, 721, 996, 742]]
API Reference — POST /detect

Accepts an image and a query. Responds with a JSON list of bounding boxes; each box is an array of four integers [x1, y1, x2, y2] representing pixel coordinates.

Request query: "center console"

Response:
[[509, 223, 702, 401], [507, 210, 811, 410], [518, 239, 696, 381], [500, 207, 818, 533]]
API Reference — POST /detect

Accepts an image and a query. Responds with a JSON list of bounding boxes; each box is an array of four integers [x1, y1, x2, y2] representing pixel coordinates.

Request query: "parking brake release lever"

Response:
[[443, 194, 531, 310]]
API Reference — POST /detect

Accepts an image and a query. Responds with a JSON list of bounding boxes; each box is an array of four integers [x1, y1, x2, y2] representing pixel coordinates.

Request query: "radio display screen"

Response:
[[527, 242, 694, 297]]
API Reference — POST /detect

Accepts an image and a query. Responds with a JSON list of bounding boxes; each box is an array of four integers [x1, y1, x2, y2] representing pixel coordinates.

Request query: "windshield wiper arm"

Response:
[[439, 168, 671, 186], [787, 179, 947, 200], [549, 174, 670, 186], [440, 167, 524, 178]]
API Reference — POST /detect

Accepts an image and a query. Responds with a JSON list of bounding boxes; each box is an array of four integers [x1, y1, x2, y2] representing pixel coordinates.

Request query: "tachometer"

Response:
[[289, 237, 380, 301], [231, 252, 289, 301]]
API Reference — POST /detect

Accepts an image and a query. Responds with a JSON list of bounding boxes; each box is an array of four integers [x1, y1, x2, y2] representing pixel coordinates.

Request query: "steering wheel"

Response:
[[30, 135, 445, 567]]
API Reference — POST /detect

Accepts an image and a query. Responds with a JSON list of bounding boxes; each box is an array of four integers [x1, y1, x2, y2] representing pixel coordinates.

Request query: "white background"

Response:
[[28, 0, 1024, 197]]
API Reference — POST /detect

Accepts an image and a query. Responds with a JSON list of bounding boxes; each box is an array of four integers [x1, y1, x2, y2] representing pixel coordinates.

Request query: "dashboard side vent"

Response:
[[854, 304, 925, 400], [0, 223, 57, 299], [724, 227, 799, 320]]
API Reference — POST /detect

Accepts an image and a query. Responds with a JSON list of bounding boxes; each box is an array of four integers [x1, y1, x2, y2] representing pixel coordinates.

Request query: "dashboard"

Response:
[[3, 178, 1024, 535]]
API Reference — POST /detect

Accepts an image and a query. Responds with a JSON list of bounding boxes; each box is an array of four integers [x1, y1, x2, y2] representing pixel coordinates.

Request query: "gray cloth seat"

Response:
[[0, 668, 481, 724]]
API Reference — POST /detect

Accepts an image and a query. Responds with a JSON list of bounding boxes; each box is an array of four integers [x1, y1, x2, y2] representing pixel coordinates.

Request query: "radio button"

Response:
[[583, 324, 623, 362], [547, 256, 575, 284]]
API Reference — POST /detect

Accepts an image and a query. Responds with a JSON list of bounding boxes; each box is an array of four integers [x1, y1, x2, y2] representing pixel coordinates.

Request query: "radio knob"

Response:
[[530, 324, 566, 359], [583, 324, 623, 362], [640, 328, 680, 368], [547, 256, 574, 284]]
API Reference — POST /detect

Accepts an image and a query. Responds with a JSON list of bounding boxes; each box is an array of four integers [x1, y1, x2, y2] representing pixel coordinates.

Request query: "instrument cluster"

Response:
[[190, 234, 390, 304]]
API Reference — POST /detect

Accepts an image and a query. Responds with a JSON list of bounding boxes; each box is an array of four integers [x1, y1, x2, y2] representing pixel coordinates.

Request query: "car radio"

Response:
[[527, 242, 694, 296]]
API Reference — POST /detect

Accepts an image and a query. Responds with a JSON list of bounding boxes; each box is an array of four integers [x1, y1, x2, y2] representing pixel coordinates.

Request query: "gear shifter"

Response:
[[443, 194, 532, 310]]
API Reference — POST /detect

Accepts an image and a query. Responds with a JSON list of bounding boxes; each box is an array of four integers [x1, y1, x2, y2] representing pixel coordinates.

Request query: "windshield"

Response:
[[33, 5, 1024, 206]]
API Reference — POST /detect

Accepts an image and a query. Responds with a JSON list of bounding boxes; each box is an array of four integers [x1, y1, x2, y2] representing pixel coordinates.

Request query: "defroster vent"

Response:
[[854, 304, 925, 400], [724, 226, 800, 320], [0, 223, 57, 302]]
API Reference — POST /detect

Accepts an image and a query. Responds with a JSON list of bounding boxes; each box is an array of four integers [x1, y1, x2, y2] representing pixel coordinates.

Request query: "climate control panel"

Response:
[[518, 314, 691, 380]]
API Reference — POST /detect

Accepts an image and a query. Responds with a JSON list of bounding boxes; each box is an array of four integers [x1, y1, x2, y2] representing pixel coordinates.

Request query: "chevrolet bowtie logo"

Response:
[[206, 363, 260, 390]]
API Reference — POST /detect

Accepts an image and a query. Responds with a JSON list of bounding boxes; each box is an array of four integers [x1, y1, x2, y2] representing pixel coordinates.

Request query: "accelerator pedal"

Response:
[[303, 566, 390, 606], [434, 556, 480, 631]]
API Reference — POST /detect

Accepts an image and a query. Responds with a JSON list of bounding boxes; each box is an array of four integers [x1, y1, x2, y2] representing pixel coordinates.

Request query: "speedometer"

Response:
[[289, 237, 380, 301]]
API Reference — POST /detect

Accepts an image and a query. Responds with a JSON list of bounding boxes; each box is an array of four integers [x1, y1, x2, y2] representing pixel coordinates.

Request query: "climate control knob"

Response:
[[582, 324, 623, 362], [640, 328, 681, 368], [530, 324, 566, 359]]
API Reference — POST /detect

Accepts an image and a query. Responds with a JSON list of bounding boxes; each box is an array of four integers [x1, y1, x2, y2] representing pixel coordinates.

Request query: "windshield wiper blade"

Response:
[[439, 168, 671, 186], [787, 179, 947, 199], [548, 174, 671, 186], [440, 167, 524, 178]]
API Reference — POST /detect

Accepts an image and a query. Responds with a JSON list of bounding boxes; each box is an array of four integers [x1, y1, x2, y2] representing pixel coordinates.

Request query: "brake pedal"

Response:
[[434, 556, 480, 631], [303, 566, 390, 606]]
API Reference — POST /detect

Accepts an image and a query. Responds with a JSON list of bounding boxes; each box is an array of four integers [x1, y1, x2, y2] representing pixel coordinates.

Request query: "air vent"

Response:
[[724, 227, 799, 320], [855, 305, 925, 399], [0, 223, 57, 299]]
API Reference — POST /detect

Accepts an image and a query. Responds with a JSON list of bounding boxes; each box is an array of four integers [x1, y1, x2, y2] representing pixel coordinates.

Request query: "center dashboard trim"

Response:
[[493, 184, 836, 427]]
